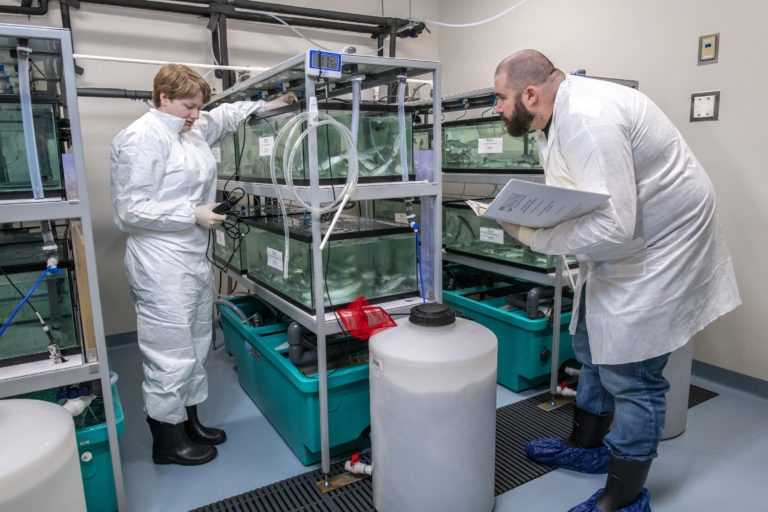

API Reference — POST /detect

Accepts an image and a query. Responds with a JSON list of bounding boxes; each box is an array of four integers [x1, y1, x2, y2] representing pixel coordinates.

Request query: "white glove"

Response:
[[194, 203, 226, 229], [264, 92, 299, 111], [498, 221, 521, 240]]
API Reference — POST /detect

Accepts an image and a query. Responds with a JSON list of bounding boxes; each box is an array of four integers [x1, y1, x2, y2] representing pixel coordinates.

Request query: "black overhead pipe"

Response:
[[77, 87, 151, 99], [0, 0, 48, 15]]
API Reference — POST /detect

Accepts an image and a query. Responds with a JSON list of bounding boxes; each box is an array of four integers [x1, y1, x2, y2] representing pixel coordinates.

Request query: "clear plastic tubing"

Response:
[[397, 75, 408, 181], [16, 46, 44, 199]]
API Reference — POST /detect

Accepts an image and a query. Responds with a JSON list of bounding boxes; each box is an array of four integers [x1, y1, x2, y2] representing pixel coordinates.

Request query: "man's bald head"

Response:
[[495, 49, 558, 92]]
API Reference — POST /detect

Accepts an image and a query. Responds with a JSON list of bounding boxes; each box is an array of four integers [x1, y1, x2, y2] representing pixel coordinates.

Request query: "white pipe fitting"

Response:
[[345, 460, 373, 475], [62, 395, 96, 416]]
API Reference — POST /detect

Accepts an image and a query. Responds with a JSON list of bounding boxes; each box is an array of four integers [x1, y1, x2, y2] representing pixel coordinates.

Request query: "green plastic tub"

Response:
[[443, 281, 576, 392], [217, 297, 370, 465], [75, 383, 125, 512]]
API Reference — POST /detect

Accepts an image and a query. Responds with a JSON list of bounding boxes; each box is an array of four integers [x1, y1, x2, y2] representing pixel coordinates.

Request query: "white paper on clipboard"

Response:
[[466, 179, 610, 228]]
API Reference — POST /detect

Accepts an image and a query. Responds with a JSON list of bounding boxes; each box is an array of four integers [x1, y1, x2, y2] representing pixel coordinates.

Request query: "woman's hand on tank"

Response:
[[264, 92, 299, 110]]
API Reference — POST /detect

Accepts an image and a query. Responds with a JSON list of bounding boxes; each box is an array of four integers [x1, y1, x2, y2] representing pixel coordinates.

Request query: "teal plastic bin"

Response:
[[218, 297, 370, 465], [443, 283, 576, 392], [75, 383, 125, 512]]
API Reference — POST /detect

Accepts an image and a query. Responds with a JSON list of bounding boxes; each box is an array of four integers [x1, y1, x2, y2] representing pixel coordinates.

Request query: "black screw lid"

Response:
[[409, 303, 456, 327]]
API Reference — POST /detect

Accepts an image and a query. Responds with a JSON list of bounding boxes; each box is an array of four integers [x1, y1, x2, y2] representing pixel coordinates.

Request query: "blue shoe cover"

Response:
[[567, 487, 651, 512], [524, 438, 610, 474]]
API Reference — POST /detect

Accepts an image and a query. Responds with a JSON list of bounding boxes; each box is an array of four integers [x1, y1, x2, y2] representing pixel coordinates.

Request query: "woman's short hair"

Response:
[[152, 63, 211, 108]]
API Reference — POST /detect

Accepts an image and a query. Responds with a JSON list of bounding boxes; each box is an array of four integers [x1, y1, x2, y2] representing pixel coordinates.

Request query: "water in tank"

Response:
[[443, 201, 578, 272], [0, 97, 64, 199], [232, 100, 414, 184], [443, 117, 541, 172], [0, 224, 80, 366], [242, 214, 418, 311], [369, 303, 497, 512]]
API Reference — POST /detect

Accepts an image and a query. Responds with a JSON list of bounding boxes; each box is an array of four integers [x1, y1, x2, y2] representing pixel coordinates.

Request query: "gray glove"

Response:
[[194, 203, 226, 229]]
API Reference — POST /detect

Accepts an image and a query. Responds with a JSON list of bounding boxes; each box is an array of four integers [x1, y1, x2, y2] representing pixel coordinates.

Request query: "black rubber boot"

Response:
[[565, 407, 614, 449], [147, 416, 217, 465], [184, 405, 227, 445], [595, 454, 652, 511]]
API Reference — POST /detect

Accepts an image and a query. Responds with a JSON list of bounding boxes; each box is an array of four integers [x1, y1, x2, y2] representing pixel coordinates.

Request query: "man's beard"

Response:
[[502, 93, 534, 137]]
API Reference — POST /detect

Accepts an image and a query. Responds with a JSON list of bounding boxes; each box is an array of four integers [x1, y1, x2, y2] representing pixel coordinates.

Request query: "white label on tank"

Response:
[[259, 136, 275, 156], [215, 230, 225, 246], [394, 212, 408, 224], [480, 227, 504, 244], [478, 137, 503, 154], [267, 247, 283, 271], [372, 355, 384, 372], [211, 146, 222, 163]]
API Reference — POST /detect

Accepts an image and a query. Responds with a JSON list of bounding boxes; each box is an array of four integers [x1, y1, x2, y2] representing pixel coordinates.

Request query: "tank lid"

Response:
[[409, 303, 456, 327]]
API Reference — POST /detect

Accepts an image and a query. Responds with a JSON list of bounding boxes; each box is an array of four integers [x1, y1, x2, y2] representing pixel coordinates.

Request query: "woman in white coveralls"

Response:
[[111, 63, 295, 465]]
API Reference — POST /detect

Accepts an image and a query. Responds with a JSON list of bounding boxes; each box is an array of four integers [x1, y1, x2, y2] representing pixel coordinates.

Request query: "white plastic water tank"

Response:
[[369, 303, 498, 512], [0, 399, 87, 512]]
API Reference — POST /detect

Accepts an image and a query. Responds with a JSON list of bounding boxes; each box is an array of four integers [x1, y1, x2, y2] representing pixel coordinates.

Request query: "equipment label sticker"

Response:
[[371, 355, 384, 372], [267, 247, 283, 271], [211, 146, 222, 163], [395, 213, 408, 224], [478, 137, 503, 154], [215, 230, 225, 246], [480, 227, 504, 244], [259, 136, 275, 156]]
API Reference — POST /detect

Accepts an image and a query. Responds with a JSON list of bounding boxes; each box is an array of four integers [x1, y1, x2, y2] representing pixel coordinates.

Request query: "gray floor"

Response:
[[110, 334, 767, 512]]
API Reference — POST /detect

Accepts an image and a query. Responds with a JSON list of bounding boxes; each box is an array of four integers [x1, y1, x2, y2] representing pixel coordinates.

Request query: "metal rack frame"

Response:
[[214, 52, 442, 475], [411, 87, 570, 400], [0, 23, 125, 511]]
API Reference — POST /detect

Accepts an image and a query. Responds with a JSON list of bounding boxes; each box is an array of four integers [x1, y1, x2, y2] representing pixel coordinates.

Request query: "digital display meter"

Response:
[[305, 50, 342, 78]]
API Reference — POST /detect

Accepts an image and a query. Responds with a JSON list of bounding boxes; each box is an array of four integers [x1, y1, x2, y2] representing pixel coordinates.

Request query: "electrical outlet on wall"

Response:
[[690, 91, 720, 122]]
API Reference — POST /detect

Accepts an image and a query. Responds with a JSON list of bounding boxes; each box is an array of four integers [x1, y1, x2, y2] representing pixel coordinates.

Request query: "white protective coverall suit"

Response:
[[111, 101, 263, 424], [526, 74, 740, 365]]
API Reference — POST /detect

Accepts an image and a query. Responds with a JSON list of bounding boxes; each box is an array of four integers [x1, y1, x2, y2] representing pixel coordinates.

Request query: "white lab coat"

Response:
[[531, 75, 740, 364], [110, 101, 262, 423]]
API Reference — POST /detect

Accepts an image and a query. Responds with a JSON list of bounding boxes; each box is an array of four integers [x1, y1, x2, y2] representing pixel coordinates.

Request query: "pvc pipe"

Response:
[[73, 53, 268, 72], [62, 395, 96, 416]]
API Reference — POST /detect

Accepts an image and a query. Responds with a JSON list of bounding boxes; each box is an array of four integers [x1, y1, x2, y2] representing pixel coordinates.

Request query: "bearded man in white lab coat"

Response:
[[493, 50, 740, 512]]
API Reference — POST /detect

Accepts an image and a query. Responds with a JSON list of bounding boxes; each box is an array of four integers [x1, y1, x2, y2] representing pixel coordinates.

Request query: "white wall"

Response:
[[436, 0, 766, 381], [2, 0, 765, 381], [0, 0, 441, 336]]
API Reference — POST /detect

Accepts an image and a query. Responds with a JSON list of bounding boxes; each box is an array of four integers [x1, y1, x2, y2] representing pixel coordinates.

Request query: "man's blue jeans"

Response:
[[573, 288, 670, 461]]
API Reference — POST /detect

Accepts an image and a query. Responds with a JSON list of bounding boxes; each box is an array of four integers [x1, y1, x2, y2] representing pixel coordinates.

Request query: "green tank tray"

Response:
[[217, 296, 370, 465], [443, 279, 576, 392], [75, 383, 125, 512]]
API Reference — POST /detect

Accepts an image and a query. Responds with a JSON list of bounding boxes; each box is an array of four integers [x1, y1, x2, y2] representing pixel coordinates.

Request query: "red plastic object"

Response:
[[338, 296, 397, 340]]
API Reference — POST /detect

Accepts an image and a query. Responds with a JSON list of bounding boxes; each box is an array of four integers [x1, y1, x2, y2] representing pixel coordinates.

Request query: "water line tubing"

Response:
[[16, 46, 44, 199], [397, 75, 408, 182], [0, 267, 61, 339], [414, 223, 426, 303], [269, 93, 360, 278]]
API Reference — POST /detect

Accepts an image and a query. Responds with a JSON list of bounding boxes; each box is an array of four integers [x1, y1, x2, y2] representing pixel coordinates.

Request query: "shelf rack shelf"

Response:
[[0, 23, 125, 511], [411, 85, 571, 400], [212, 51, 442, 475]]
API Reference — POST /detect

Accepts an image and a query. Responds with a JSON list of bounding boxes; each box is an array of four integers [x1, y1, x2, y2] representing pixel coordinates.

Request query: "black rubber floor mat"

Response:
[[191, 384, 718, 512]]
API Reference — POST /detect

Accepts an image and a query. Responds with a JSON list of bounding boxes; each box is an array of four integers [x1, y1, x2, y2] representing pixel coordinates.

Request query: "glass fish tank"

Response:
[[213, 220, 249, 274], [372, 198, 422, 226], [242, 214, 418, 311], [439, 118, 541, 173], [443, 202, 577, 272], [0, 224, 80, 366], [0, 96, 64, 199], [235, 100, 414, 185], [212, 129, 241, 179]]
